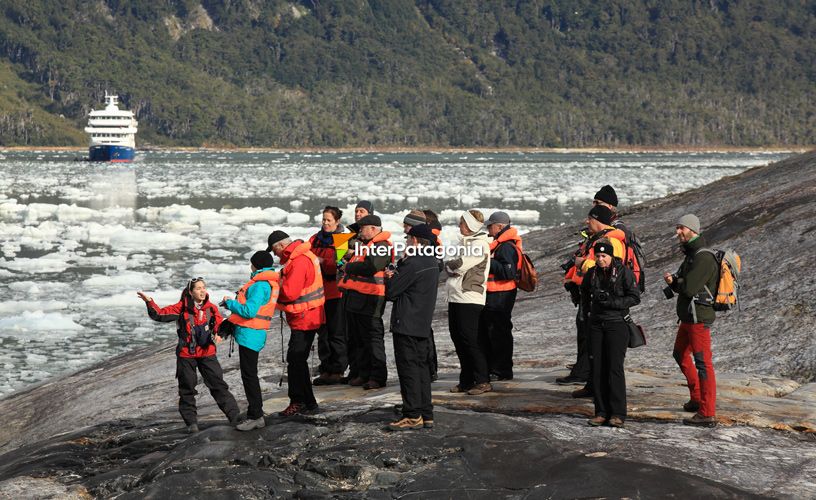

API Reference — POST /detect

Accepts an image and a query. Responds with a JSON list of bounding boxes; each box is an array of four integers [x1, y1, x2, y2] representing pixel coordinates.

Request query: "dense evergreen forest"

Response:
[[0, 0, 814, 147]]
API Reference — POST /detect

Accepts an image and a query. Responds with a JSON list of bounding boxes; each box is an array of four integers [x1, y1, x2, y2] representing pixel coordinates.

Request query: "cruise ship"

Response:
[[84, 93, 138, 162]]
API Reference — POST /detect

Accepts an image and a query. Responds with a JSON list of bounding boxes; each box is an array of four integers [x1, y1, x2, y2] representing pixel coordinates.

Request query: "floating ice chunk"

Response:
[[82, 271, 159, 290], [0, 310, 83, 333], [0, 254, 71, 273], [0, 301, 68, 314], [287, 212, 310, 225], [289, 200, 303, 208], [188, 260, 247, 283]]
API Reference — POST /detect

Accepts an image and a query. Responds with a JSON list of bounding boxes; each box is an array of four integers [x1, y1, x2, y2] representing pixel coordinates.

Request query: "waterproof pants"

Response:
[[393, 333, 433, 421], [176, 355, 240, 426], [239, 345, 264, 420], [673, 322, 717, 417], [449, 302, 489, 389], [570, 311, 592, 382], [589, 320, 629, 419], [317, 298, 348, 375], [346, 310, 387, 385], [479, 305, 515, 379], [288, 329, 318, 406]]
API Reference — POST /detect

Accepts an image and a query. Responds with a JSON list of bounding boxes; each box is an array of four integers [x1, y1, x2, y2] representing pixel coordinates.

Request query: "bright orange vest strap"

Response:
[[339, 231, 393, 296], [487, 227, 522, 292]]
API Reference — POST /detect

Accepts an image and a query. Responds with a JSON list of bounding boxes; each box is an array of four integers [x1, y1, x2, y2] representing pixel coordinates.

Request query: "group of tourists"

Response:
[[138, 187, 723, 433]]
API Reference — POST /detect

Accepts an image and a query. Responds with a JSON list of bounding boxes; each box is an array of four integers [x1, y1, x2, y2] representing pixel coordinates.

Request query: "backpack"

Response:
[[516, 252, 538, 292], [697, 248, 742, 312], [613, 221, 646, 292]]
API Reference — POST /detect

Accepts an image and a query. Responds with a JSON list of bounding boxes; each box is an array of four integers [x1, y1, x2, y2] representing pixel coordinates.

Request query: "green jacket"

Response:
[[671, 235, 719, 325]]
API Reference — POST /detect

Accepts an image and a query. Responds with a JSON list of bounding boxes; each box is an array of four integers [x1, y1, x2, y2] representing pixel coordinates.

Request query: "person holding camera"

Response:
[[338, 214, 393, 390], [663, 214, 720, 427], [580, 241, 640, 428], [558, 205, 626, 396], [445, 209, 492, 395], [384, 224, 441, 430], [309, 206, 349, 386], [222, 251, 281, 431], [138, 278, 240, 433]]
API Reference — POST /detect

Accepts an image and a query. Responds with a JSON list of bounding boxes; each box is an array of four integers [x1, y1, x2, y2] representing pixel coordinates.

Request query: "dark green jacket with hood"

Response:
[[670, 235, 719, 325]]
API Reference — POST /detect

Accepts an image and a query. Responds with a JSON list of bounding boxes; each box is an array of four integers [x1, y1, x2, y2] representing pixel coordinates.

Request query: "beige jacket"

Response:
[[444, 230, 490, 305]]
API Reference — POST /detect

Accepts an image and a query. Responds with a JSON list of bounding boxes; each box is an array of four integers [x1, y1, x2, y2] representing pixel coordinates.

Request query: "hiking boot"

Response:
[[348, 377, 366, 386], [236, 416, 265, 431], [467, 383, 493, 395], [683, 400, 701, 413], [683, 413, 717, 428], [313, 373, 343, 386], [301, 403, 320, 415], [572, 386, 593, 398], [186, 423, 199, 433], [556, 375, 586, 385], [449, 384, 468, 393], [587, 415, 606, 427], [423, 419, 434, 429], [608, 416, 625, 428], [278, 403, 305, 417], [362, 380, 383, 390], [387, 417, 424, 431]]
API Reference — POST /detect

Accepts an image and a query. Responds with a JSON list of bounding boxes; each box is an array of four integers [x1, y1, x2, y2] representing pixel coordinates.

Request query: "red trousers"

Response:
[[673, 322, 717, 417]]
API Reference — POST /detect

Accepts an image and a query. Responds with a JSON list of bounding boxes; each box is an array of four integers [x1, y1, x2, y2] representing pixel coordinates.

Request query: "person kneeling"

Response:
[[138, 279, 240, 433], [384, 224, 440, 431], [580, 241, 640, 428]]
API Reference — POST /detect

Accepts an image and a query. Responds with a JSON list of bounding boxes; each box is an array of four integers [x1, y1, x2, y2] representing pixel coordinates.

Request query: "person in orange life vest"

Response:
[[222, 250, 280, 431], [594, 185, 643, 290], [267, 230, 326, 417], [557, 205, 626, 392], [309, 206, 349, 386], [338, 214, 393, 390], [138, 279, 240, 433], [478, 211, 522, 382], [422, 208, 443, 381]]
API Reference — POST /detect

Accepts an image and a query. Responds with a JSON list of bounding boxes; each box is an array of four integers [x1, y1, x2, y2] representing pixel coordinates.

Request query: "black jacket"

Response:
[[485, 225, 520, 311], [342, 239, 392, 317], [385, 254, 440, 337], [580, 259, 640, 323]]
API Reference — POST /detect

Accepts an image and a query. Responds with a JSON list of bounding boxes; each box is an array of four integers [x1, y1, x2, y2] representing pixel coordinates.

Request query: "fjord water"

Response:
[[0, 150, 791, 397]]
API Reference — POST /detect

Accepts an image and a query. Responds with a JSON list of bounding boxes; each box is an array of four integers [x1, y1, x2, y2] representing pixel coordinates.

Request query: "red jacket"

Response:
[[279, 240, 326, 331], [147, 294, 222, 358], [309, 231, 342, 300]]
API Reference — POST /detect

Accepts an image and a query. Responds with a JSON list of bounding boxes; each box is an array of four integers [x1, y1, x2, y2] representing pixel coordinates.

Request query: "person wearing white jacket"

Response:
[[445, 209, 493, 395]]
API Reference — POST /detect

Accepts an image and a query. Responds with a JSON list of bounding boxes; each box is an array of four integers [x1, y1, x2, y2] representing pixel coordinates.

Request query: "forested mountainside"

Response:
[[0, 0, 814, 147]]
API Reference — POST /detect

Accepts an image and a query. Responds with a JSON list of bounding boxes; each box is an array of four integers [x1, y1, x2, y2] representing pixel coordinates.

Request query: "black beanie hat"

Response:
[[594, 185, 618, 207], [407, 223, 436, 244], [356, 200, 374, 214], [251, 250, 275, 270], [594, 241, 615, 257], [266, 230, 290, 251], [588, 205, 613, 226]]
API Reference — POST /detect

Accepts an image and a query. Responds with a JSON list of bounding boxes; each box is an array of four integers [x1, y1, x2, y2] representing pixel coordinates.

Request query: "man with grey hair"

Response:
[[663, 214, 720, 427], [479, 211, 523, 384]]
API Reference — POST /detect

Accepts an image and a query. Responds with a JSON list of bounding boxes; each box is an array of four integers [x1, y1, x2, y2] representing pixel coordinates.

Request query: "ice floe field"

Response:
[[0, 149, 791, 397]]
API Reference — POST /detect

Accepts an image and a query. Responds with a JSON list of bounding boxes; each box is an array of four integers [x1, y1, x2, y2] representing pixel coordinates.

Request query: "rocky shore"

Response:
[[1, 151, 814, 498]]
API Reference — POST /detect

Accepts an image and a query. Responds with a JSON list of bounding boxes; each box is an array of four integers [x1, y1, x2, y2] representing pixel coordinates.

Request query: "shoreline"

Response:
[[1, 145, 811, 154]]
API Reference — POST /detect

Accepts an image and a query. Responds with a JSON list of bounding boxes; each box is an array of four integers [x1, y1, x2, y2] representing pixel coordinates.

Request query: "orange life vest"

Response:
[[277, 241, 326, 314], [487, 226, 523, 292], [228, 270, 280, 330], [339, 231, 394, 297], [567, 227, 626, 285]]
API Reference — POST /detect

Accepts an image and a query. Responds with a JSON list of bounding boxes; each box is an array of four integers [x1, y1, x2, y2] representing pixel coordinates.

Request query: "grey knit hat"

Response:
[[677, 214, 701, 234]]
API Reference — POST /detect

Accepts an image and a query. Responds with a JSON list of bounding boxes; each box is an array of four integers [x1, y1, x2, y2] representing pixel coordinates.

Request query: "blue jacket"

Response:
[[225, 268, 274, 352]]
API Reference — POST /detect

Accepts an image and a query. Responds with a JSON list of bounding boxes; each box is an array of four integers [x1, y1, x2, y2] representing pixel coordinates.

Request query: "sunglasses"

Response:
[[188, 277, 205, 289]]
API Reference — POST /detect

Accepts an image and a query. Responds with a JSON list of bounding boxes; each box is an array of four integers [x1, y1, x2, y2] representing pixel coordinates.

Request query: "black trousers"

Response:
[[589, 320, 629, 419], [346, 311, 387, 384], [288, 330, 318, 406], [393, 333, 433, 420], [449, 302, 489, 388], [317, 298, 348, 374], [569, 311, 591, 382], [239, 345, 264, 420], [480, 299, 516, 379], [176, 355, 240, 425]]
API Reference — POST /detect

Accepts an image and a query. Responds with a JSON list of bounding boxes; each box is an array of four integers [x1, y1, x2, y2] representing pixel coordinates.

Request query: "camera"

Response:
[[560, 256, 576, 273], [596, 291, 609, 302], [386, 262, 398, 273], [662, 286, 675, 300]]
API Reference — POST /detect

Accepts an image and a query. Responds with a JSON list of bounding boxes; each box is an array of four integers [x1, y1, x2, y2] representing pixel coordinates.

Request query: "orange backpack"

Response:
[[698, 248, 742, 311], [516, 252, 538, 292]]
